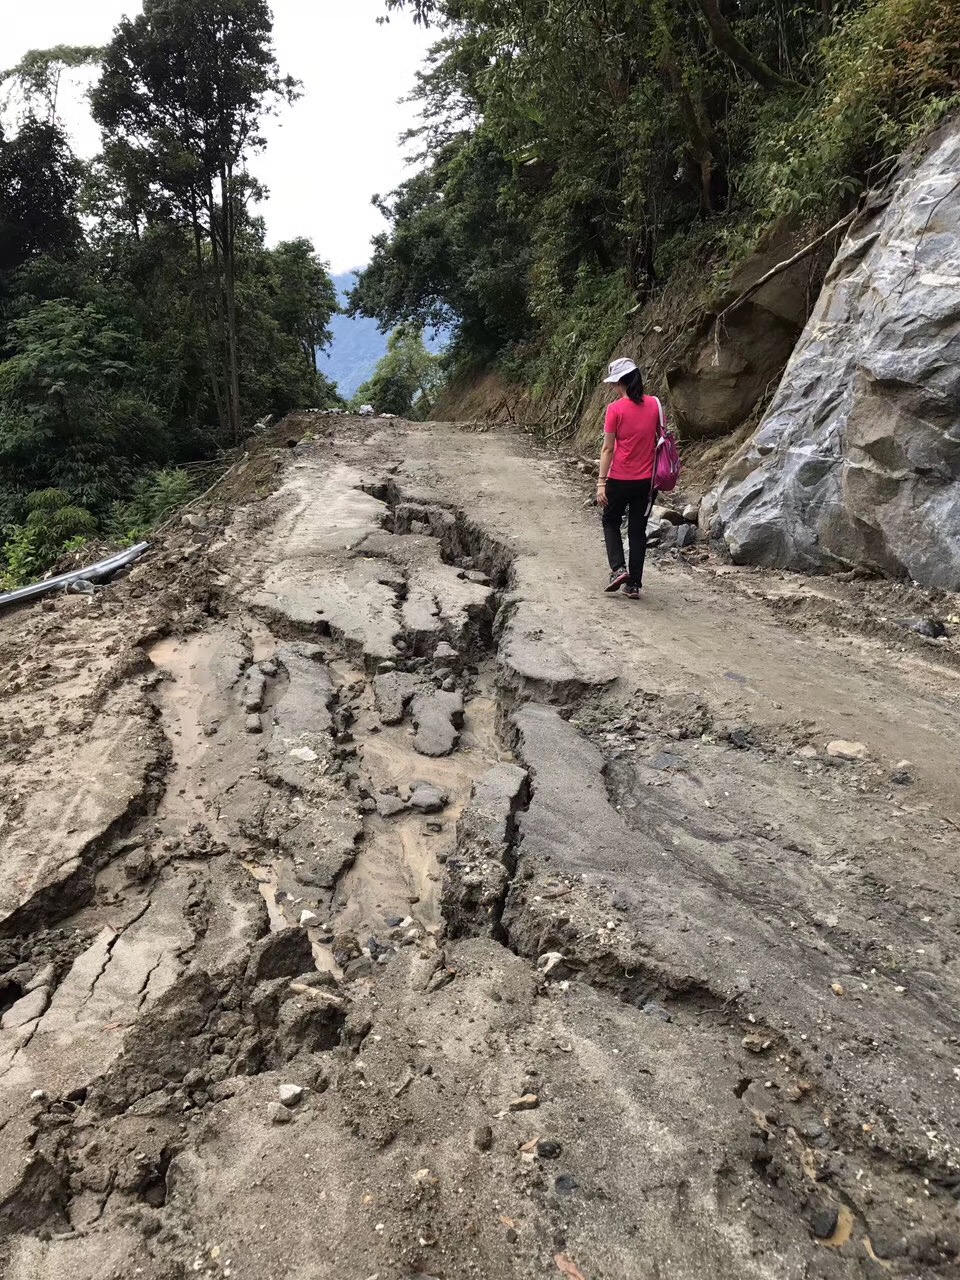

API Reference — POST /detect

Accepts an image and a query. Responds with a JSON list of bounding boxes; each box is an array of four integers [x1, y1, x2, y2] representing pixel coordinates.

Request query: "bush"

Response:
[[105, 468, 196, 543], [0, 488, 98, 589]]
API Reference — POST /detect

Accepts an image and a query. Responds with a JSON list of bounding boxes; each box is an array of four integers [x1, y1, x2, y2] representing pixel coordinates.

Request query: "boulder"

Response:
[[709, 123, 960, 589]]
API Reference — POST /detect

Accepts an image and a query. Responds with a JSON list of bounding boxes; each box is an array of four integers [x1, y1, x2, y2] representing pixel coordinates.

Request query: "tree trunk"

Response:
[[189, 198, 227, 439], [695, 0, 801, 92], [221, 163, 242, 444]]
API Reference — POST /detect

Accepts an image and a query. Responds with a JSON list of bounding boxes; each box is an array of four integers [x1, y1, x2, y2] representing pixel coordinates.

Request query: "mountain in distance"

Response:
[[321, 270, 447, 402]]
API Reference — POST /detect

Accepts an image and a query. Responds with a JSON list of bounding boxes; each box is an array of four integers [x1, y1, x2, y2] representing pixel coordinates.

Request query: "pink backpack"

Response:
[[652, 396, 681, 493]]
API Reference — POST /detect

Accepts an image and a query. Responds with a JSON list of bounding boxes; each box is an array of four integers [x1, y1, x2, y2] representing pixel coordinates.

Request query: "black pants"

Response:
[[602, 478, 653, 587]]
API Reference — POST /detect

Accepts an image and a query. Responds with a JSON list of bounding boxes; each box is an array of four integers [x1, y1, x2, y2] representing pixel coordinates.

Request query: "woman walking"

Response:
[[596, 357, 661, 599]]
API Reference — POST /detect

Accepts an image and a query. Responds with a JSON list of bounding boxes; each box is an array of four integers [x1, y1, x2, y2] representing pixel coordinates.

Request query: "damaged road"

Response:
[[1, 414, 959, 1279]]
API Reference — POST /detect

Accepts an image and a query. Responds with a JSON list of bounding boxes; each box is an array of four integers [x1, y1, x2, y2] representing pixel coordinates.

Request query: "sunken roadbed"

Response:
[[1, 414, 959, 1280]]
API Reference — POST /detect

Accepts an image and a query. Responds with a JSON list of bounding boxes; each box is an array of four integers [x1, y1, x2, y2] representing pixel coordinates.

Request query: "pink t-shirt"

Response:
[[604, 395, 659, 480]]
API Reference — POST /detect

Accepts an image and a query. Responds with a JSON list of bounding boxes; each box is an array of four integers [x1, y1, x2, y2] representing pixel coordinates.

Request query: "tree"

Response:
[[0, 299, 164, 508], [91, 0, 298, 442], [268, 238, 338, 372], [352, 327, 445, 418], [0, 118, 82, 288]]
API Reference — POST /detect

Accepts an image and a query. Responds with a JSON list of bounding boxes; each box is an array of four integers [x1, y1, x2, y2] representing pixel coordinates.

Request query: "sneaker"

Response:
[[605, 567, 629, 593], [621, 581, 641, 599]]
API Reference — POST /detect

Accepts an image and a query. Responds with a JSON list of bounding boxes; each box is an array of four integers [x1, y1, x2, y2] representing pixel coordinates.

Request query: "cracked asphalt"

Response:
[[1, 414, 959, 1279]]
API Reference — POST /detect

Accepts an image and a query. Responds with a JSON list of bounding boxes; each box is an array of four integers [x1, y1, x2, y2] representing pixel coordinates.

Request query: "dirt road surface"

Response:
[[1, 415, 959, 1280]]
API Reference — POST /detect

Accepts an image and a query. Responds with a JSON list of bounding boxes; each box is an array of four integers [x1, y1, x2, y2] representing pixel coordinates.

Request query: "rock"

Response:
[[246, 928, 315, 984], [890, 766, 913, 785], [259, 659, 278, 678], [895, 617, 947, 639], [536, 1140, 562, 1159], [826, 739, 868, 761], [124, 848, 155, 881], [376, 793, 407, 819], [554, 1174, 579, 1196], [410, 688, 464, 757], [373, 671, 423, 725], [331, 932, 361, 969], [810, 1206, 839, 1240], [441, 677, 457, 693], [675, 523, 698, 548], [278, 1083, 304, 1108], [408, 784, 447, 813], [727, 727, 753, 750], [831, 982, 845, 997], [245, 713, 262, 735], [682, 503, 700, 523], [464, 570, 490, 584], [508, 1094, 539, 1111], [289, 746, 318, 763], [299, 910, 320, 927], [342, 955, 374, 981], [641, 1001, 672, 1023], [709, 125, 960, 589], [267, 1102, 293, 1126], [377, 660, 397, 674], [434, 641, 460, 668], [243, 669, 267, 712], [742, 1033, 771, 1053]]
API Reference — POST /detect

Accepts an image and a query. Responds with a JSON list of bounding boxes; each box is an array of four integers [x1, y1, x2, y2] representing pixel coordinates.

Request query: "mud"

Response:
[[1, 415, 959, 1279]]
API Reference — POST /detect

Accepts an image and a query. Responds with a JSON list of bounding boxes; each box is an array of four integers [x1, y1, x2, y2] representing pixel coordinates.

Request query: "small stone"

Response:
[[554, 1174, 579, 1196], [290, 746, 318, 763], [536, 1139, 562, 1159], [408, 784, 447, 813], [267, 1101, 292, 1125], [434, 641, 459, 666], [245, 713, 262, 735], [682, 503, 700, 523], [831, 982, 845, 997], [826, 740, 867, 761], [377, 660, 397, 674], [464, 570, 490, 584], [675, 523, 697, 548], [424, 820, 443, 833], [641, 1001, 672, 1023], [508, 1094, 539, 1112], [742, 1033, 771, 1053], [797, 745, 819, 760], [279, 1084, 304, 1108], [376, 793, 407, 818], [810, 1206, 839, 1239], [30, 1089, 46, 1102], [299, 910, 320, 927], [124, 849, 155, 881], [441, 677, 457, 693], [259, 660, 278, 678]]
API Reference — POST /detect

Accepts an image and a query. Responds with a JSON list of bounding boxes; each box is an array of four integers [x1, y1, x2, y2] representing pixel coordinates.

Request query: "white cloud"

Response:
[[3, 0, 433, 272]]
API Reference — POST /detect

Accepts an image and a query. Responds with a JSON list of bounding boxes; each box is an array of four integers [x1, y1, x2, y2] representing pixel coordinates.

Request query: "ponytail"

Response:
[[621, 368, 645, 403]]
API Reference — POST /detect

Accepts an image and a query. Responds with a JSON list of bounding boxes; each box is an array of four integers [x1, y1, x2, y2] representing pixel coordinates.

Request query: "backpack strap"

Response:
[[653, 396, 665, 437]]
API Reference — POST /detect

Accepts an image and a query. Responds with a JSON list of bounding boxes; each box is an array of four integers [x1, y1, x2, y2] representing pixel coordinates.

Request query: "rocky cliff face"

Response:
[[707, 122, 960, 590]]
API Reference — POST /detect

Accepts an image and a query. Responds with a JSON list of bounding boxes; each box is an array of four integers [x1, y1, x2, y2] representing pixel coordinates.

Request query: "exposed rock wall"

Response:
[[708, 122, 960, 589]]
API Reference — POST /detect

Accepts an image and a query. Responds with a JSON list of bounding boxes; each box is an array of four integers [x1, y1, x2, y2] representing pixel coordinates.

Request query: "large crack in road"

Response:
[[1, 415, 959, 1279]]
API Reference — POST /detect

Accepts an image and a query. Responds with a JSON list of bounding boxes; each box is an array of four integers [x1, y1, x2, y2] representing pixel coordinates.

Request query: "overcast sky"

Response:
[[3, 1, 434, 274]]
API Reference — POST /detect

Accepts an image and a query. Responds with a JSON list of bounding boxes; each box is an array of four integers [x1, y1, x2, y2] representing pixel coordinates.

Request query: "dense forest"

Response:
[[0, 0, 340, 588], [354, 0, 960, 406]]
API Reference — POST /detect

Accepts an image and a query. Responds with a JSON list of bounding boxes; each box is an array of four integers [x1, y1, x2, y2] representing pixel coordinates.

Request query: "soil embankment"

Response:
[[1, 415, 959, 1279]]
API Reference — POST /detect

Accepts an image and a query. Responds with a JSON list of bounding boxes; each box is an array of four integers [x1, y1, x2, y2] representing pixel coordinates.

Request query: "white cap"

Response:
[[603, 357, 638, 384]]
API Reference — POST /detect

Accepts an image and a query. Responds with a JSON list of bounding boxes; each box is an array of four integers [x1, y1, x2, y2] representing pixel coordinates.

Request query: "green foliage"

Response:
[[0, 488, 97, 589], [365, 0, 960, 408], [105, 468, 196, 543], [0, 9, 338, 585], [351, 326, 445, 418]]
